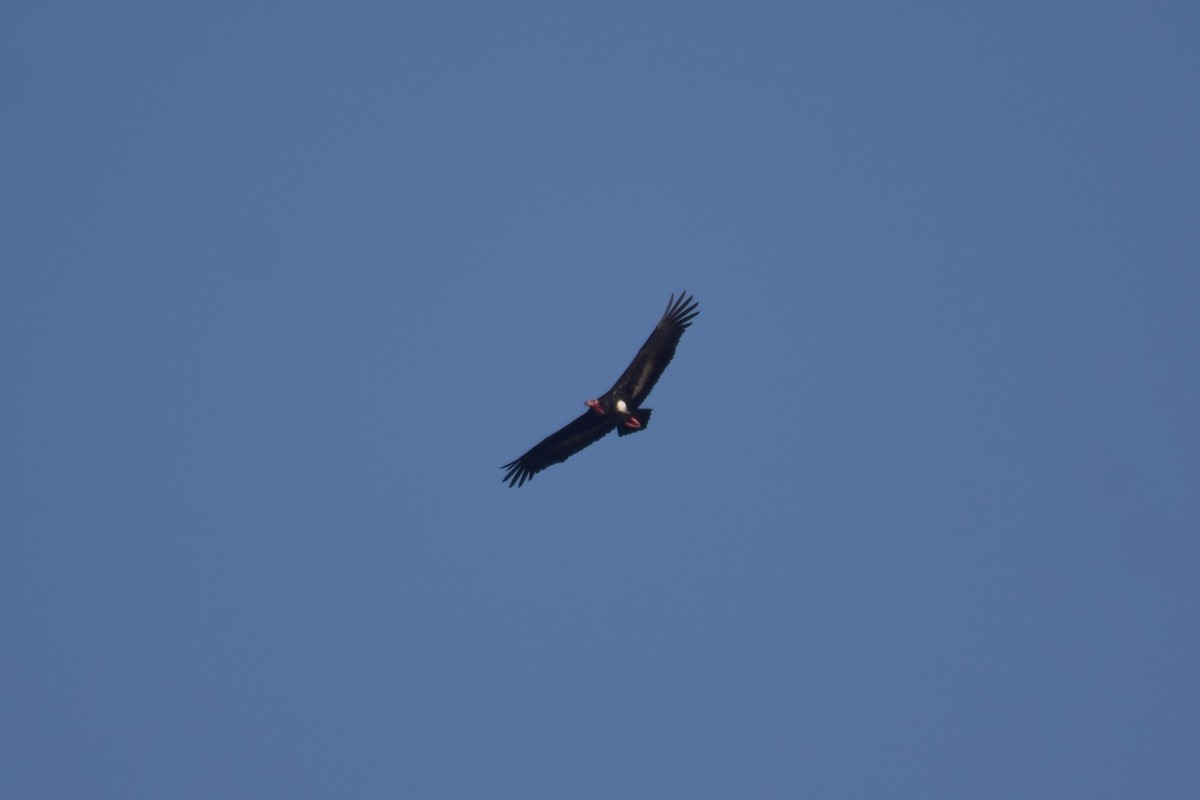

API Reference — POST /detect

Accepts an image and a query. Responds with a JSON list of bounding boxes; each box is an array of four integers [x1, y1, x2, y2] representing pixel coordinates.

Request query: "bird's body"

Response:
[[502, 292, 699, 488]]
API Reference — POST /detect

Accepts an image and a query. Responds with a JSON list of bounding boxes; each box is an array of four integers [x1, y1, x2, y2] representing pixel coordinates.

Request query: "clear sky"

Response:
[[4, 2, 1198, 797]]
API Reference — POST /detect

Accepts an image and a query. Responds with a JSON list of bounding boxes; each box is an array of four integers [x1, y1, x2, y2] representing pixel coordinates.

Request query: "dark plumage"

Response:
[[502, 292, 699, 488]]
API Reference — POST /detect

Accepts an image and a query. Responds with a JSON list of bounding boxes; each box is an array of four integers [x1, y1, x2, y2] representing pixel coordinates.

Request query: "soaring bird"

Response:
[[502, 292, 699, 488]]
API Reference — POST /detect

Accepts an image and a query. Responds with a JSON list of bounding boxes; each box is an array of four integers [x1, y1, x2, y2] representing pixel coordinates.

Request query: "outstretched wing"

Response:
[[501, 411, 615, 488], [609, 291, 700, 404]]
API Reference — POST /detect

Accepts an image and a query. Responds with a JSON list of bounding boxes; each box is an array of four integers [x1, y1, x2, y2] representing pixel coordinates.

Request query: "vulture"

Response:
[[502, 291, 699, 488]]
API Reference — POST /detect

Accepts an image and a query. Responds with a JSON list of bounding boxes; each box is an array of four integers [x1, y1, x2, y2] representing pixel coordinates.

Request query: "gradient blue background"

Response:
[[4, 2, 1198, 797]]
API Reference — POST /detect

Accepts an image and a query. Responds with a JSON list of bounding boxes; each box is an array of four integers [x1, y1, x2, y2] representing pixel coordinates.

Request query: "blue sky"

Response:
[[3, 2, 1198, 797]]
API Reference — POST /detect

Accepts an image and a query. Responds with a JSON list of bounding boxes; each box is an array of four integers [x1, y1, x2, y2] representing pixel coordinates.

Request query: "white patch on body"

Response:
[[616, 399, 627, 413]]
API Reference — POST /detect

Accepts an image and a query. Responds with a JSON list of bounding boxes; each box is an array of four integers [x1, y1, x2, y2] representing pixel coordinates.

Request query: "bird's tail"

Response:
[[618, 408, 652, 436]]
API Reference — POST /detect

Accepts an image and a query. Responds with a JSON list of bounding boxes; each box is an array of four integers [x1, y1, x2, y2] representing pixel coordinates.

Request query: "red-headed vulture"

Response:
[[502, 292, 699, 488]]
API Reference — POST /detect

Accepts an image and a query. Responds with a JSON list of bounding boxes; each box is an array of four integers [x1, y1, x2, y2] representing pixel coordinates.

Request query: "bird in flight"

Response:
[[502, 291, 699, 488]]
